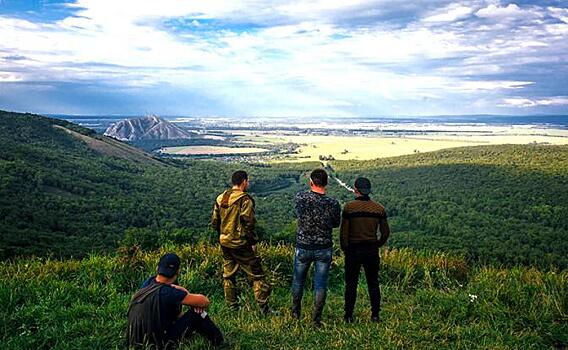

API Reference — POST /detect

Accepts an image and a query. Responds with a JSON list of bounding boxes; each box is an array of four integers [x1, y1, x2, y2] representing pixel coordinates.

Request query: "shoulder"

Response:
[[241, 193, 255, 205], [295, 191, 308, 200], [141, 275, 156, 288], [215, 191, 225, 204], [328, 196, 340, 207], [343, 200, 356, 211], [372, 200, 386, 212], [370, 200, 387, 217], [160, 284, 188, 302]]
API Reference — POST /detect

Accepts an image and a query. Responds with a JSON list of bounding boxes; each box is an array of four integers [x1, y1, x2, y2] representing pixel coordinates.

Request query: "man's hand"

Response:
[[193, 307, 205, 314], [251, 245, 256, 253]]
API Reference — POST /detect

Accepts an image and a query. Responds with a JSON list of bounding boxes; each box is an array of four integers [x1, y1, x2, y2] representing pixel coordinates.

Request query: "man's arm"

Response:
[[293, 192, 301, 219], [210, 201, 221, 233], [172, 284, 211, 309], [240, 196, 257, 245], [377, 218, 390, 247], [340, 207, 350, 251], [183, 293, 210, 309]]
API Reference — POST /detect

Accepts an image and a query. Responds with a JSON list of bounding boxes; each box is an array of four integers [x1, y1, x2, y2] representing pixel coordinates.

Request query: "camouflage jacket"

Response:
[[211, 189, 257, 248]]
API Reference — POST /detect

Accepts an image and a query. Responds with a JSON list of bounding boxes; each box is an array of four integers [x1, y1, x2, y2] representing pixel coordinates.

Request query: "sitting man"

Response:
[[127, 253, 224, 349]]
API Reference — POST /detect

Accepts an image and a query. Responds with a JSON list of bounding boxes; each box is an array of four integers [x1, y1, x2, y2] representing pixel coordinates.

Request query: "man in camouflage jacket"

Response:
[[211, 170, 271, 313]]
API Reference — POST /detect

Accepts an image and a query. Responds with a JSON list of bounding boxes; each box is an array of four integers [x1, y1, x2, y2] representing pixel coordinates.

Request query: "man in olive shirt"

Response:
[[340, 177, 390, 323], [211, 170, 271, 313]]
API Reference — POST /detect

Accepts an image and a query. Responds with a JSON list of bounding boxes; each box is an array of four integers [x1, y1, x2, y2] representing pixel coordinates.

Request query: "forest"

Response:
[[1, 110, 567, 269]]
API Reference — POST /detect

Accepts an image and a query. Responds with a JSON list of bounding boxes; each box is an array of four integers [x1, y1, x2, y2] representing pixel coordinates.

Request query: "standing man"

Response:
[[211, 170, 271, 313], [340, 177, 390, 323], [127, 253, 224, 349], [292, 168, 341, 326]]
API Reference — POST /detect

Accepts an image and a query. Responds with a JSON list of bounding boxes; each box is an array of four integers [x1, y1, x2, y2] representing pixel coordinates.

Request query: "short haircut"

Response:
[[310, 168, 328, 187], [231, 170, 248, 185]]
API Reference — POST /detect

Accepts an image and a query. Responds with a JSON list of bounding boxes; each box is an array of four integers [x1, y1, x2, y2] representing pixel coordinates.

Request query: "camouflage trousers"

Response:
[[221, 245, 271, 308]]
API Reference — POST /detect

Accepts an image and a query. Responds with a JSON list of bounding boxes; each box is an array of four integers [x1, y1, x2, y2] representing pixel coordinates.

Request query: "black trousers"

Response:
[[344, 245, 381, 318], [165, 309, 224, 348]]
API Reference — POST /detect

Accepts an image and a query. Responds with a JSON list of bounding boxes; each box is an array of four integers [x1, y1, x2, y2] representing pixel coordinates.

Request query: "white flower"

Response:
[[468, 294, 478, 302]]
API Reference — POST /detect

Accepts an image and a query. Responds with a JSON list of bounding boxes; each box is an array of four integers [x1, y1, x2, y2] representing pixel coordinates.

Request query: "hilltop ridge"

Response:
[[104, 115, 194, 141]]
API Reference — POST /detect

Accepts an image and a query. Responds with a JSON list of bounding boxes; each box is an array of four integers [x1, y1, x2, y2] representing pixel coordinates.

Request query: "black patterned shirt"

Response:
[[294, 190, 341, 250]]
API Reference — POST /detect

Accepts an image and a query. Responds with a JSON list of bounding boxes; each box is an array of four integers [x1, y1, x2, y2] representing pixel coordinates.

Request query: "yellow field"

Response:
[[279, 135, 486, 161], [235, 128, 568, 162], [159, 145, 270, 155]]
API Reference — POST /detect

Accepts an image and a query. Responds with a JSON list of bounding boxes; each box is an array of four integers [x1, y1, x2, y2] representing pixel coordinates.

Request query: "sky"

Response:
[[0, 0, 567, 117]]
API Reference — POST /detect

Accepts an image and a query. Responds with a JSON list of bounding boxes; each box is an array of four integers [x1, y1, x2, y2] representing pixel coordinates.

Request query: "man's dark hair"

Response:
[[232, 170, 248, 186], [310, 168, 328, 187]]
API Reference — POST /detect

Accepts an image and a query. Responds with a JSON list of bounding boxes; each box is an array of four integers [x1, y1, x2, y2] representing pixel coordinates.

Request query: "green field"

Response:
[[1, 243, 566, 349]]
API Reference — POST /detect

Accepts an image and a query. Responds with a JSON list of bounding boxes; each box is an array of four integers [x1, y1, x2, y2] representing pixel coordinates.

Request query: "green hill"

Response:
[[0, 110, 310, 258], [330, 145, 568, 268], [1, 110, 567, 268], [0, 110, 567, 349]]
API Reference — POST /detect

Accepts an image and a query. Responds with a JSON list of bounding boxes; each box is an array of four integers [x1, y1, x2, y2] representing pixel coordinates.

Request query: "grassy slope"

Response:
[[0, 244, 566, 349], [52, 125, 165, 166]]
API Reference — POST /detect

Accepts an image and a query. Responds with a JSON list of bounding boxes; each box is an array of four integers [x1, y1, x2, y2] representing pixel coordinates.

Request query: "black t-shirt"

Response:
[[141, 276, 187, 327]]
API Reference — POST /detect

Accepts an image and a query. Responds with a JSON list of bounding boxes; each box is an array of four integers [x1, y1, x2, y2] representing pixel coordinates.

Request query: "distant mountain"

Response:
[[104, 115, 193, 141]]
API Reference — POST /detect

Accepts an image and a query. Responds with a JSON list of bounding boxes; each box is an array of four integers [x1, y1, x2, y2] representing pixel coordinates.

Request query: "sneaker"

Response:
[[371, 315, 381, 323], [344, 315, 354, 323]]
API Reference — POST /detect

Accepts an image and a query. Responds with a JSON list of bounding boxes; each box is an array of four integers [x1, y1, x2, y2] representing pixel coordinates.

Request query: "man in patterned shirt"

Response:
[[291, 168, 341, 326], [340, 177, 390, 323]]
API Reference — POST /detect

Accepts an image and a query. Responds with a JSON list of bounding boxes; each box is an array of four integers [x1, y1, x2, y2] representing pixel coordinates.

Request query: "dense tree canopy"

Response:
[[1, 110, 567, 268]]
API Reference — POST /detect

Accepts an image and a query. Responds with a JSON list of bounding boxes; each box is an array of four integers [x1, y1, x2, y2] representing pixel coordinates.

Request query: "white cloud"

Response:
[[0, 0, 567, 115], [424, 5, 473, 22], [548, 7, 568, 24], [500, 97, 568, 108], [475, 3, 541, 20]]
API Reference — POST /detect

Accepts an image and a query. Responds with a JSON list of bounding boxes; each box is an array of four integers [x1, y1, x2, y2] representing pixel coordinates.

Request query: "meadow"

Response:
[[1, 243, 566, 349], [232, 128, 568, 162]]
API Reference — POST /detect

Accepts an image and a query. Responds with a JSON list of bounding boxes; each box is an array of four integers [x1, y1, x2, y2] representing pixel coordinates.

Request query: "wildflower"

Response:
[[468, 294, 478, 303]]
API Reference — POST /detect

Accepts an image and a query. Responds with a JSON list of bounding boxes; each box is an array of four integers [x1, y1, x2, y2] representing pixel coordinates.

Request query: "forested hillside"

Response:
[[0, 111, 312, 258], [331, 145, 568, 268], [1, 110, 567, 269]]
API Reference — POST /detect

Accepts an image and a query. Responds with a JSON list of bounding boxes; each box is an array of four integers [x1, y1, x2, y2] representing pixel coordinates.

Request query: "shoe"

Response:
[[371, 315, 381, 323], [291, 309, 301, 320], [344, 315, 354, 323], [291, 302, 301, 320]]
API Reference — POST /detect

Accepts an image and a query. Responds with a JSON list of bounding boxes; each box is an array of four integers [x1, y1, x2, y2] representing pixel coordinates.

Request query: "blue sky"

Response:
[[0, 0, 567, 117]]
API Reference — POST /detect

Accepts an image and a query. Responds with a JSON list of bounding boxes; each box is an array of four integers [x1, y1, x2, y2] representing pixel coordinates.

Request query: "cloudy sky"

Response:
[[0, 0, 567, 117]]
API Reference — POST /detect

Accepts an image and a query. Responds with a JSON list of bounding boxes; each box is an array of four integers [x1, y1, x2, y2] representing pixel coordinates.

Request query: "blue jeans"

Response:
[[291, 247, 333, 321]]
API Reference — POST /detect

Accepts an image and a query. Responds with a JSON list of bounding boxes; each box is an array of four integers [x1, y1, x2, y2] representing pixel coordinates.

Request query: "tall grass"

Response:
[[1, 243, 566, 349]]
